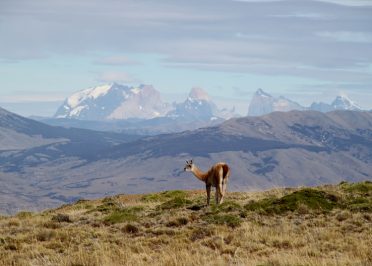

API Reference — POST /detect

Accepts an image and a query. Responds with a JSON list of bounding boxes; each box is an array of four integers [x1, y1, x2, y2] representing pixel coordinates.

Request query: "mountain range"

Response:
[[55, 83, 235, 121], [248, 89, 362, 116], [1, 106, 371, 214], [45, 84, 235, 134], [36, 84, 366, 135]]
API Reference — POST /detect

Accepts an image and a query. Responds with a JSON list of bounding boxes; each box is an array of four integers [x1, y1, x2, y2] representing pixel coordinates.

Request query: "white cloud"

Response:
[[0, 92, 66, 103], [98, 71, 139, 83], [236, 0, 372, 6], [94, 56, 141, 66], [0, 0, 371, 84], [317, 31, 372, 43], [270, 13, 331, 19], [317, 0, 372, 6], [234, 0, 283, 2]]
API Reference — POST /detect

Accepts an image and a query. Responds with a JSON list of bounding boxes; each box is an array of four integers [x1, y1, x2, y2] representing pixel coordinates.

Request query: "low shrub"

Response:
[[214, 201, 242, 213], [36, 229, 56, 242], [142, 190, 188, 202], [103, 207, 142, 224], [245, 188, 339, 214], [51, 213, 72, 223], [158, 197, 192, 210], [166, 217, 189, 227], [122, 223, 140, 234], [16, 211, 33, 219], [190, 227, 214, 241], [340, 181, 372, 195], [203, 214, 241, 228]]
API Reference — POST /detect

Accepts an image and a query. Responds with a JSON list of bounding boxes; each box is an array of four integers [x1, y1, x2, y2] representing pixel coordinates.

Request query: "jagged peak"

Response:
[[333, 94, 353, 103], [332, 94, 361, 110], [255, 88, 272, 98], [188, 87, 210, 101]]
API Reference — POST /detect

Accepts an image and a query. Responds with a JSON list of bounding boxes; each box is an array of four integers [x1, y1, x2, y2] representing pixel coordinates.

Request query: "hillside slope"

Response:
[[1, 182, 371, 266], [0, 107, 141, 214], [1, 109, 372, 214]]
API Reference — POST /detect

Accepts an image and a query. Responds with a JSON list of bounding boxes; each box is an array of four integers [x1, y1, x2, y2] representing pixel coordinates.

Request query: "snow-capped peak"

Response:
[[188, 87, 210, 101], [131, 87, 141, 94], [248, 89, 304, 116], [332, 95, 361, 111], [166, 87, 230, 120], [89, 84, 113, 99], [54, 83, 170, 120], [67, 84, 114, 109]]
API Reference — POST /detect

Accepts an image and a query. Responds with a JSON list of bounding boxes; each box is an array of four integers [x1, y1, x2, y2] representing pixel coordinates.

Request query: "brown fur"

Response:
[[184, 160, 230, 205]]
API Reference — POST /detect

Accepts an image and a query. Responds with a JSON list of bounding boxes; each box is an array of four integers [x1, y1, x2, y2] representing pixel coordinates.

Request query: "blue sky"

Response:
[[0, 0, 371, 116]]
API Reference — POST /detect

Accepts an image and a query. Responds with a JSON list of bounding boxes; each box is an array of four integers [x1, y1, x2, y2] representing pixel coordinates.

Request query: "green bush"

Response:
[[122, 223, 140, 234], [96, 201, 117, 213], [203, 214, 241, 228], [347, 197, 372, 212], [340, 181, 372, 195], [104, 207, 142, 224], [159, 197, 192, 210], [166, 217, 189, 227], [214, 201, 242, 213], [142, 190, 188, 202], [16, 211, 33, 219], [245, 188, 339, 214], [51, 213, 72, 223]]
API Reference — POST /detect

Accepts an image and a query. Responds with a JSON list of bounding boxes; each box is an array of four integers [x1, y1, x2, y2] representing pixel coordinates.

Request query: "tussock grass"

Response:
[[0, 183, 371, 266]]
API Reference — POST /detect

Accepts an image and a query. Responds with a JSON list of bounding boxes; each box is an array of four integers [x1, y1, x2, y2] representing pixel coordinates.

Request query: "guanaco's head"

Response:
[[184, 160, 194, 172]]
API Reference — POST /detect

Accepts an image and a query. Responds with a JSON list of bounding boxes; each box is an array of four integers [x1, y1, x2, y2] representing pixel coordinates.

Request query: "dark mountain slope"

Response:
[[0, 107, 139, 146], [103, 110, 372, 160]]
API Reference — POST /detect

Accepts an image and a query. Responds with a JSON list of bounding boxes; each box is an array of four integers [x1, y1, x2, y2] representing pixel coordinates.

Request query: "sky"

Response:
[[0, 0, 371, 116]]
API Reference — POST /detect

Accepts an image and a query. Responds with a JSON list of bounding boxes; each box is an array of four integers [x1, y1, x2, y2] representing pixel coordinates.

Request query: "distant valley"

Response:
[[1, 106, 372, 214]]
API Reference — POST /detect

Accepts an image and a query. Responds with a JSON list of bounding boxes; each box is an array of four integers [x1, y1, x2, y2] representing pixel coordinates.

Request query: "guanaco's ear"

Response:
[[190, 159, 193, 164]]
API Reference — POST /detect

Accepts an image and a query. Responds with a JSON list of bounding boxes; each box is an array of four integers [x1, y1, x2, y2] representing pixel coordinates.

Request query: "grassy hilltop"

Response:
[[1, 181, 372, 266]]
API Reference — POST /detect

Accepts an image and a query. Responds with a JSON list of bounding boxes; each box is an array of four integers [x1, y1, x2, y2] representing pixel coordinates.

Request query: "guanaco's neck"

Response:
[[191, 165, 207, 182]]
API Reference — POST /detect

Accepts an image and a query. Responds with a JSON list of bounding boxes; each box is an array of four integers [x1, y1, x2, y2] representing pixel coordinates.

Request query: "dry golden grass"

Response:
[[0, 181, 371, 266]]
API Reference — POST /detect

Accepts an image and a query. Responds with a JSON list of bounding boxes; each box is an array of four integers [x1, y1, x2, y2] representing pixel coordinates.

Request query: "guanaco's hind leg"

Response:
[[206, 185, 211, 206], [218, 183, 224, 204], [222, 178, 227, 196], [215, 187, 219, 204], [221, 179, 229, 204]]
